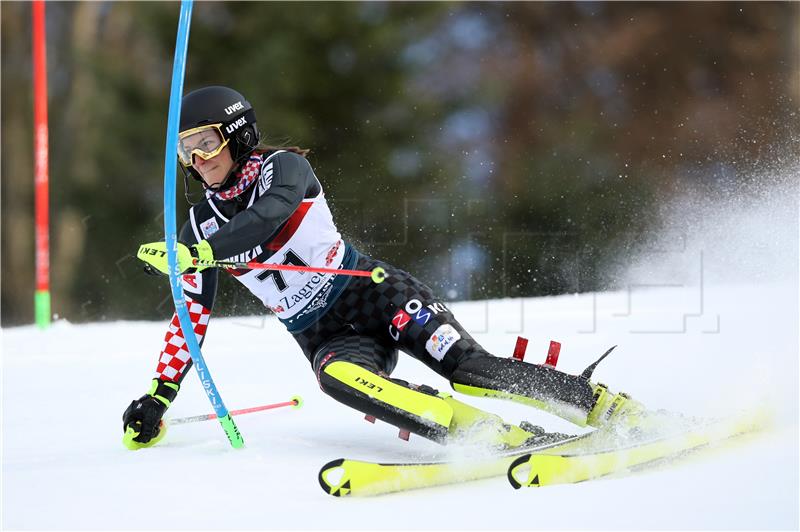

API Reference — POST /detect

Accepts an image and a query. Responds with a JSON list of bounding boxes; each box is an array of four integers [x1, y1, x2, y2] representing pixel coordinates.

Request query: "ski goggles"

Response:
[[177, 124, 229, 166]]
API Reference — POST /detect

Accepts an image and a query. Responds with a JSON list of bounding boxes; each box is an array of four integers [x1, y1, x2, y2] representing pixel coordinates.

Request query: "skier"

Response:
[[124, 86, 644, 450]]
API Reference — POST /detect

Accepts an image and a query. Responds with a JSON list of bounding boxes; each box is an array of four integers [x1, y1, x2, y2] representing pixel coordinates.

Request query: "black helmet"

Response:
[[178, 86, 261, 189]]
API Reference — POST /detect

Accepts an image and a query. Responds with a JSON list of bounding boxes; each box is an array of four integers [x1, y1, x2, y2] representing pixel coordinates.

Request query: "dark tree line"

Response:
[[2, 2, 797, 326]]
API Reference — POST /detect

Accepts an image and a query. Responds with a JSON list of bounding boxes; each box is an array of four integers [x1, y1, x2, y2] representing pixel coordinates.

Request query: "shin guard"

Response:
[[450, 356, 598, 426], [319, 360, 453, 442], [318, 360, 538, 447]]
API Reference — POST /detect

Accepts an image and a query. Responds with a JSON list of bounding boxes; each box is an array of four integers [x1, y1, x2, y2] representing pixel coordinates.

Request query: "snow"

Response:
[[2, 279, 798, 530], [3, 178, 798, 529]]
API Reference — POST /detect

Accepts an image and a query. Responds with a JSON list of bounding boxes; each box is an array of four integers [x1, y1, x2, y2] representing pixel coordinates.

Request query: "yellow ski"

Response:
[[507, 414, 760, 488], [319, 413, 761, 496], [318, 432, 592, 497]]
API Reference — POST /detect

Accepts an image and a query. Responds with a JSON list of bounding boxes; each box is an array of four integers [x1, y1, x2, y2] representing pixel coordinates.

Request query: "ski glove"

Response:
[[122, 378, 180, 450], [137, 240, 214, 276]]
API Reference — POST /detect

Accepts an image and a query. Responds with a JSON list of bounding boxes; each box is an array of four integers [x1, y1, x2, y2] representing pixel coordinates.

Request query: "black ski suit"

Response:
[[152, 150, 596, 442]]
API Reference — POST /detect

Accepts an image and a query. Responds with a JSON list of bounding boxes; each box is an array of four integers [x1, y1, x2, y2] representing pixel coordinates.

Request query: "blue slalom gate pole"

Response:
[[163, 0, 243, 448]]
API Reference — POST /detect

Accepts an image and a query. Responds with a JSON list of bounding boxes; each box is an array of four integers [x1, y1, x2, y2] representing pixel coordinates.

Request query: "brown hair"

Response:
[[254, 143, 310, 157]]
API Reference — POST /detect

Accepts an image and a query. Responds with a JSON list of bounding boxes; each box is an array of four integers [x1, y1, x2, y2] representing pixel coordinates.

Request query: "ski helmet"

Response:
[[178, 86, 260, 190]]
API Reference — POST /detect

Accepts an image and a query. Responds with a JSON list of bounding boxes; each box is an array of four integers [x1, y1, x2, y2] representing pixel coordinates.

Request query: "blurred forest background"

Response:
[[2, 2, 798, 327]]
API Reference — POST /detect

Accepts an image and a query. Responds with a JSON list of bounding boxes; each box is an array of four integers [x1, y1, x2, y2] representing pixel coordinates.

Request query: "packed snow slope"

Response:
[[2, 279, 797, 530], [3, 176, 798, 529]]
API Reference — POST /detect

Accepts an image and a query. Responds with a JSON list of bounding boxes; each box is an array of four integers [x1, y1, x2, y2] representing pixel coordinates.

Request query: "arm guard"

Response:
[[154, 220, 218, 384]]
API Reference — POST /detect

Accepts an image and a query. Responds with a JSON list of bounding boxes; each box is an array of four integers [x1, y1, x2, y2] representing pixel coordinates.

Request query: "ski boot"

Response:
[[438, 393, 544, 450], [586, 383, 648, 432], [589, 380, 702, 438]]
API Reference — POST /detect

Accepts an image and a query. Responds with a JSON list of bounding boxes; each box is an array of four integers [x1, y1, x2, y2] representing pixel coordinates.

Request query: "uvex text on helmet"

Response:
[[179, 86, 260, 164]]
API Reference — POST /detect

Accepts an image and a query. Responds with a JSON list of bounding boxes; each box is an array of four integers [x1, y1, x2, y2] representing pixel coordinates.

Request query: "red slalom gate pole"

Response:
[[32, 0, 51, 328], [169, 396, 303, 426]]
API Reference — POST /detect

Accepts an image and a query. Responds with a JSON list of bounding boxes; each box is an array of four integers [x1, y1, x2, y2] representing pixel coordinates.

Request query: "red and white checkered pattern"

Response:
[[155, 299, 211, 382], [209, 155, 262, 201]]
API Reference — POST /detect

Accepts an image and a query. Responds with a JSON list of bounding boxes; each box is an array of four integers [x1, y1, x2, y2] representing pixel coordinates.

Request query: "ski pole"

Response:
[[161, 0, 244, 449], [193, 258, 387, 283], [170, 395, 303, 426]]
